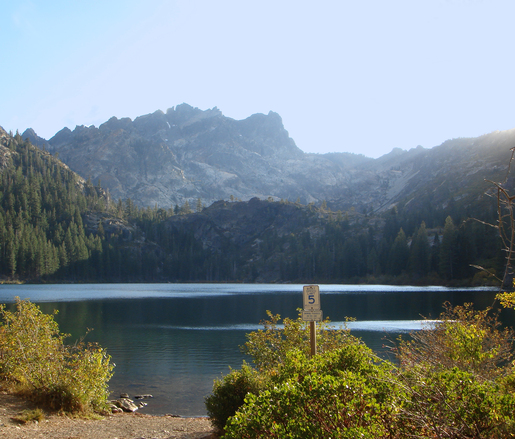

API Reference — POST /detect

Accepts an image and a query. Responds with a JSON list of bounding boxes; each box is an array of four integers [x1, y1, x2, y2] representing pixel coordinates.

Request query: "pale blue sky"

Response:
[[2, 0, 514, 158]]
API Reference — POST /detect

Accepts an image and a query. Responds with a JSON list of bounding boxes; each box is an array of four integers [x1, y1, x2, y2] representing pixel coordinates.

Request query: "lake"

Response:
[[0, 283, 508, 416]]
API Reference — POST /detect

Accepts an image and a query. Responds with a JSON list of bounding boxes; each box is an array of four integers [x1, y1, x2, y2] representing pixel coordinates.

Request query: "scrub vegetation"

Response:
[[0, 298, 114, 413], [206, 305, 515, 438]]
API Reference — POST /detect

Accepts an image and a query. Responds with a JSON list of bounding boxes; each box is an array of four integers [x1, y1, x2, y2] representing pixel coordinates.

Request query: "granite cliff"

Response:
[[23, 104, 372, 209], [22, 104, 515, 217]]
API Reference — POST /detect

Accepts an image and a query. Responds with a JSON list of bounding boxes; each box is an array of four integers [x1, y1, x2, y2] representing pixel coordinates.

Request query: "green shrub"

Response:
[[395, 367, 515, 438], [394, 301, 515, 380], [224, 346, 398, 439], [205, 310, 359, 432], [13, 408, 45, 424], [209, 303, 515, 438], [391, 301, 515, 438], [242, 309, 357, 372], [0, 298, 114, 413], [205, 362, 266, 432], [267, 342, 392, 388]]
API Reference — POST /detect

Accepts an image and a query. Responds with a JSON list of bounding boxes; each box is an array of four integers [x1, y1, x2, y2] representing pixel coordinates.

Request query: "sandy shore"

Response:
[[0, 391, 216, 439]]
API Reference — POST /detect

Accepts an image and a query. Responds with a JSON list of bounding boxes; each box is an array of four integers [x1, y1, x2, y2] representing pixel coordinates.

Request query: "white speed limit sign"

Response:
[[303, 285, 320, 310]]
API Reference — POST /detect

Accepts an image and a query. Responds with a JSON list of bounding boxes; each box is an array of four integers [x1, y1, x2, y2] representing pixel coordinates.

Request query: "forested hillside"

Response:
[[0, 128, 110, 280], [162, 196, 501, 284], [0, 127, 202, 282], [0, 126, 506, 285]]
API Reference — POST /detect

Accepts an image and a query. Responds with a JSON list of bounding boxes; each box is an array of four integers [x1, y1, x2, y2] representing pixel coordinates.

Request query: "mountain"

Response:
[[375, 131, 514, 206], [0, 124, 509, 285], [23, 104, 373, 209], [22, 104, 515, 220]]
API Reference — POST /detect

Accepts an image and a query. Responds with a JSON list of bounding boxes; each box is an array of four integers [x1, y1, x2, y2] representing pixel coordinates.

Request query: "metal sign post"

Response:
[[302, 285, 322, 357]]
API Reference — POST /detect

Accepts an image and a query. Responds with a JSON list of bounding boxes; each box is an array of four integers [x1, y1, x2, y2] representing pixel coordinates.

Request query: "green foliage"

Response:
[[205, 362, 266, 432], [394, 301, 515, 380], [497, 279, 515, 310], [209, 303, 515, 438], [224, 346, 397, 439], [395, 367, 515, 438], [409, 221, 430, 277], [226, 373, 385, 439], [242, 310, 356, 372], [391, 302, 515, 438], [207, 311, 386, 434], [0, 134, 107, 281], [13, 408, 45, 424], [0, 298, 114, 413], [498, 290, 515, 309], [249, 208, 496, 284], [388, 227, 409, 275]]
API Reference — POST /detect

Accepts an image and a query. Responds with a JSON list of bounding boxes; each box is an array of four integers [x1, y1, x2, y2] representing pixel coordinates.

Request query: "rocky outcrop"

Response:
[[23, 105, 374, 209], [83, 212, 136, 240], [167, 197, 322, 249], [0, 127, 16, 171], [19, 107, 515, 215], [164, 197, 335, 282]]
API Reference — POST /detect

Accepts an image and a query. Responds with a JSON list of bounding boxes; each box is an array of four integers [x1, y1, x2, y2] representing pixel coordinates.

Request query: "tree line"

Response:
[[0, 131, 503, 285], [218, 197, 499, 285]]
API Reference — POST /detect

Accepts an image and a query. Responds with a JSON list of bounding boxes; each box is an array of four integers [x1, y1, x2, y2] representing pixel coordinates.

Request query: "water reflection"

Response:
[[0, 284, 511, 416]]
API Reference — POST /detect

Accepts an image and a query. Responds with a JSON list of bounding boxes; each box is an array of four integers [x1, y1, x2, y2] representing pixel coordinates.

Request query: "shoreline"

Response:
[[0, 390, 215, 439]]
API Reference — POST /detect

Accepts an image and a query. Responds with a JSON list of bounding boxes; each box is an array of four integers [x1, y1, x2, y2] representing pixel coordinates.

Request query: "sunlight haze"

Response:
[[2, 0, 514, 158]]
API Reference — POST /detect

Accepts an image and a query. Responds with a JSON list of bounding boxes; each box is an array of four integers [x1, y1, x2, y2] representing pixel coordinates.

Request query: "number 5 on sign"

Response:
[[303, 285, 320, 310]]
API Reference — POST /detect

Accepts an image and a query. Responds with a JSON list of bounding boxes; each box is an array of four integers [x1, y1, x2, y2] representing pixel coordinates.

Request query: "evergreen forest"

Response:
[[0, 130, 505, 285]]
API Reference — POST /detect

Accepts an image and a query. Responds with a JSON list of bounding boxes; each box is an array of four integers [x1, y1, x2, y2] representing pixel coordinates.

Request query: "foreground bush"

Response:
[[224, 347, 397, 439], [205, 362, 266, 432], [242, 309, 357, 372], [207, 303, 515, 438], [0, 298, 114, 413], [391, 302, 515, 438], [394, 301, 515, 380], [395, 366, 515, 438], [207, 311, 388, 434]]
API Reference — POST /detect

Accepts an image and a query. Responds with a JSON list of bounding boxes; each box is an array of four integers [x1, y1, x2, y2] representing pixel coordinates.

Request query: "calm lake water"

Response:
[[0, 283, 509, 416]]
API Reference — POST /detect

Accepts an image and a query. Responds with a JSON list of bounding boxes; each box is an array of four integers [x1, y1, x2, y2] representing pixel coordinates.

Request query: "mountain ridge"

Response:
[[0, 123, 509, 285], [19, 105, 515, 220]]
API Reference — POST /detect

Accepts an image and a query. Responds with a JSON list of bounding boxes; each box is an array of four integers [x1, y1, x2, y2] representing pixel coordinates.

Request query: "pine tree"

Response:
[[409, 222, 430, 277], [181, 200, 192, 214], [388, 228, 409, 275], [6, 226, 16, 277], [439, 216, 458, 279]]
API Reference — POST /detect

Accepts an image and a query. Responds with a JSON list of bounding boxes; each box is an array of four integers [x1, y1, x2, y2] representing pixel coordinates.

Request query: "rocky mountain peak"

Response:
[[166, 103, 222, 127], [132, 110, 170, 136], [99, 116, 132, 133], [21, 128, 51, 151], [34, 104, 311, 208], [48, 127, 73, 150], [17, 105, 515, 216]]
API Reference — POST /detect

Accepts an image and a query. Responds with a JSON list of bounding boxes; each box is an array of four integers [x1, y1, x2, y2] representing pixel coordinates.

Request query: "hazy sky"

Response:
[[2, 0, 514, 158]]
